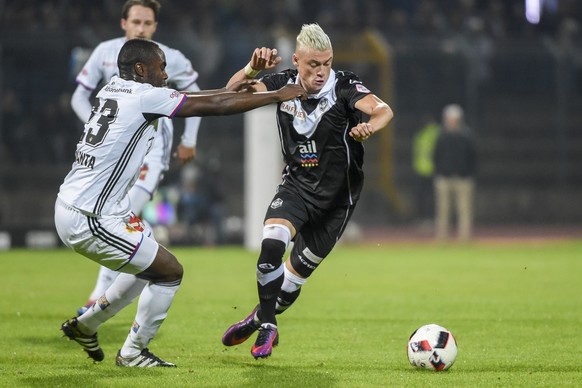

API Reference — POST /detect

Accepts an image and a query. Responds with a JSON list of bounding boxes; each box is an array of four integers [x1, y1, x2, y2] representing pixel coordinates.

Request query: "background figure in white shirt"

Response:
[[56, 38, 307, 367], [71, 0, 201, 315]]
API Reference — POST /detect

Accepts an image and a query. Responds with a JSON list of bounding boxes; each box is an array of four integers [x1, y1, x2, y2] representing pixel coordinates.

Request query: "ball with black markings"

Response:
[[407, 324, 458, 371]]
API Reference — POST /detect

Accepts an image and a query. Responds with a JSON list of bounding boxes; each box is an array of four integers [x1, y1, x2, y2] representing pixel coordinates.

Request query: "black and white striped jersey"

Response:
[[261, 69, 371, 209]]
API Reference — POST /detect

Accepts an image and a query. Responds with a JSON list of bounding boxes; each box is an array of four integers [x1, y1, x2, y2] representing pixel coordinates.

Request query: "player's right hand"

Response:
[[276, 84, 307, 102], [174, 144, 196, 163], [250, 47, 281, 71], [228, 79, 259, 92]]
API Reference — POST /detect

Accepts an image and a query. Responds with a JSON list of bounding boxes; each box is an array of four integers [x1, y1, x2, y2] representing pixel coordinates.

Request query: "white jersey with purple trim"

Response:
[[76, 37, 198, 92], [58, 76, 186, 217], [75, 37, 199, 170]]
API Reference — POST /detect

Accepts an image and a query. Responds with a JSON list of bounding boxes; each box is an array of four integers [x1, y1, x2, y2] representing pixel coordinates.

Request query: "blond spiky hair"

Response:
[[296, 23, 332, 51]]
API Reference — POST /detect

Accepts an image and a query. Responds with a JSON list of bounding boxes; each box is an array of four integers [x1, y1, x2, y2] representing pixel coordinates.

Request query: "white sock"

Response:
[[120, 282, 180, 358], [88, 266, 119, 301], [78, 273, 147, 333]]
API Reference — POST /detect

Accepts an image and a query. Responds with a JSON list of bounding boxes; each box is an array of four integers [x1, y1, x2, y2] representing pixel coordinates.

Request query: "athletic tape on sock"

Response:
[[284, 265, 306, 286], [262, 224, 291, 248]]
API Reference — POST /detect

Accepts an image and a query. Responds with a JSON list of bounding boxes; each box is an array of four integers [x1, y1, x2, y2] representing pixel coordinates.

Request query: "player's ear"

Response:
[[135, 62, 145, 77], [292, 54, 298, 66]]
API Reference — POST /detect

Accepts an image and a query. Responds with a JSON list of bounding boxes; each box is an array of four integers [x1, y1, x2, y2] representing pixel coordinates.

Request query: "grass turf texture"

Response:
[[0, 241, 581, 387]]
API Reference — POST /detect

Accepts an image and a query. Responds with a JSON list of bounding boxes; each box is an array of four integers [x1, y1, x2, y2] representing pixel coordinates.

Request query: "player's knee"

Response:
[[141, 248, 183, 283], [263, 223, 291, 247], [257, 224, 291, 273], [165, 255, 183, 281], [258, 238, 286, 273]]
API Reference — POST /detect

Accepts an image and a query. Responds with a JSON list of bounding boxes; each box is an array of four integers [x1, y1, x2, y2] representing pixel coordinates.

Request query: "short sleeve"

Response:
[[337, 72, 371, 110], [141, 87, 187, 119], [260, 69, 295, 92]]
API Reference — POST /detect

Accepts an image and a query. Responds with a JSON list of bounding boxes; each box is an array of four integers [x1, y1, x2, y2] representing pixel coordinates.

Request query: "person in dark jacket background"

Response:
[[433, 104, 477, 241]]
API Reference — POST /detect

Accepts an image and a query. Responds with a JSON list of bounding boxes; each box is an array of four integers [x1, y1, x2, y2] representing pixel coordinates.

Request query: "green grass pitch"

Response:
[[1, 240, 581, 387]]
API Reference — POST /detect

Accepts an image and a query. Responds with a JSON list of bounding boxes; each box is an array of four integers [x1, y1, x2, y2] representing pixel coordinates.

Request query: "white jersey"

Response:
[[58, 76, 187, 217], [76, 37, 198, 91], [75, 37, 200, 168]]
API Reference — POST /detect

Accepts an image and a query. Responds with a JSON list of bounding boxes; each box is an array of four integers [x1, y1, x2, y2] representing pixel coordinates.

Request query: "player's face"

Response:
[[121, 5, 157, 40], [293, 47, 333, 95], [144, 50, 168, 87]]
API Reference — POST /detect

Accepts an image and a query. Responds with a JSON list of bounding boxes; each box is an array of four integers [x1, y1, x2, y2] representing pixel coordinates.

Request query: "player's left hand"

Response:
[[174, 144, 196, 163], [349, 123, 374, 142], [250, 47, 282, 71]]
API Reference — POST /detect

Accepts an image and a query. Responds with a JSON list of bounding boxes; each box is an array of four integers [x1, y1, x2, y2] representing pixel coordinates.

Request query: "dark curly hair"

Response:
[[117, 38, 161, 77]]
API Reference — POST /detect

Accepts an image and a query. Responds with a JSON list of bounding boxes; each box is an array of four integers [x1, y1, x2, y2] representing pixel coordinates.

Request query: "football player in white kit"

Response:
[[56, 38, 307, 367], [71, 0, 201, 315]]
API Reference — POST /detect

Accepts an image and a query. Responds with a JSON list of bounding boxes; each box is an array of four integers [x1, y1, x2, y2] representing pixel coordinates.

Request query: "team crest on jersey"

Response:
[[299, 140, 319, 167], [319, 99, 328, 112], [270, 198, 283, 209], [126, 214, 145, 233]]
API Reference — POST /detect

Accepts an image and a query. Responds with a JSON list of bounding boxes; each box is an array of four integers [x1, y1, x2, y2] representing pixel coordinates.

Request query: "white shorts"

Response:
[[54, 198, 158, 274]]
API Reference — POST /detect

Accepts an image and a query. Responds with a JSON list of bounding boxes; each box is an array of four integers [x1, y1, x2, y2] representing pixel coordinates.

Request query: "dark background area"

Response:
[[1, 0, 581, 246]]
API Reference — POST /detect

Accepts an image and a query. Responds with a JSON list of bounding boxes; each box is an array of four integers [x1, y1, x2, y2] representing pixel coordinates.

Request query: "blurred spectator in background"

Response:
[[43, 92, 80, 164], [178, 158, 226, 246], [0, 89, 24, 163], [433, 104, 477, 242], [442, 15, 493, 128], [411, 114, 439, 227]]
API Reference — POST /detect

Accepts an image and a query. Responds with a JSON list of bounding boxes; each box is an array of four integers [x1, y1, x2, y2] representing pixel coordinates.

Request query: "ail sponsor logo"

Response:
[[299, 140, 319, 167]]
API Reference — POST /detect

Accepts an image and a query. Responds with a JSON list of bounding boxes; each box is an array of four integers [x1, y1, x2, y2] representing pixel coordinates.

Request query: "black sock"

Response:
[[276, 288, 302, 315], [256, 238, 286, 325]]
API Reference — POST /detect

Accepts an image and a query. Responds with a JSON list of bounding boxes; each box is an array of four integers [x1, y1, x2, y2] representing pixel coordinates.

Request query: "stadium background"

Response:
[[1, 0, 581, 247]]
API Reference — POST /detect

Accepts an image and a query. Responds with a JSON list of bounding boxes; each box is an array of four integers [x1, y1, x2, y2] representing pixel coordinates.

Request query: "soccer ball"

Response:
[[407, 324, 458, 371]]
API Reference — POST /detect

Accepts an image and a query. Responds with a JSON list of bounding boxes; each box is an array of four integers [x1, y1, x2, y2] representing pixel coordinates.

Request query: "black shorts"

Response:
[[264, 186, 356, 278]]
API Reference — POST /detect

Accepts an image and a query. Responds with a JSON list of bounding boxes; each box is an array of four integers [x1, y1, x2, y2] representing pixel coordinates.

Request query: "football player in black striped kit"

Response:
[[221, 23, 394, 359]]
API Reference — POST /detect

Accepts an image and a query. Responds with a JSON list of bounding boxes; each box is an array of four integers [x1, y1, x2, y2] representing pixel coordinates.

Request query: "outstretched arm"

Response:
[[179, 78, 260, 97], [174, 83, 306, 118], [226, 47, 281, 90], [350, 94, 394, 142]]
